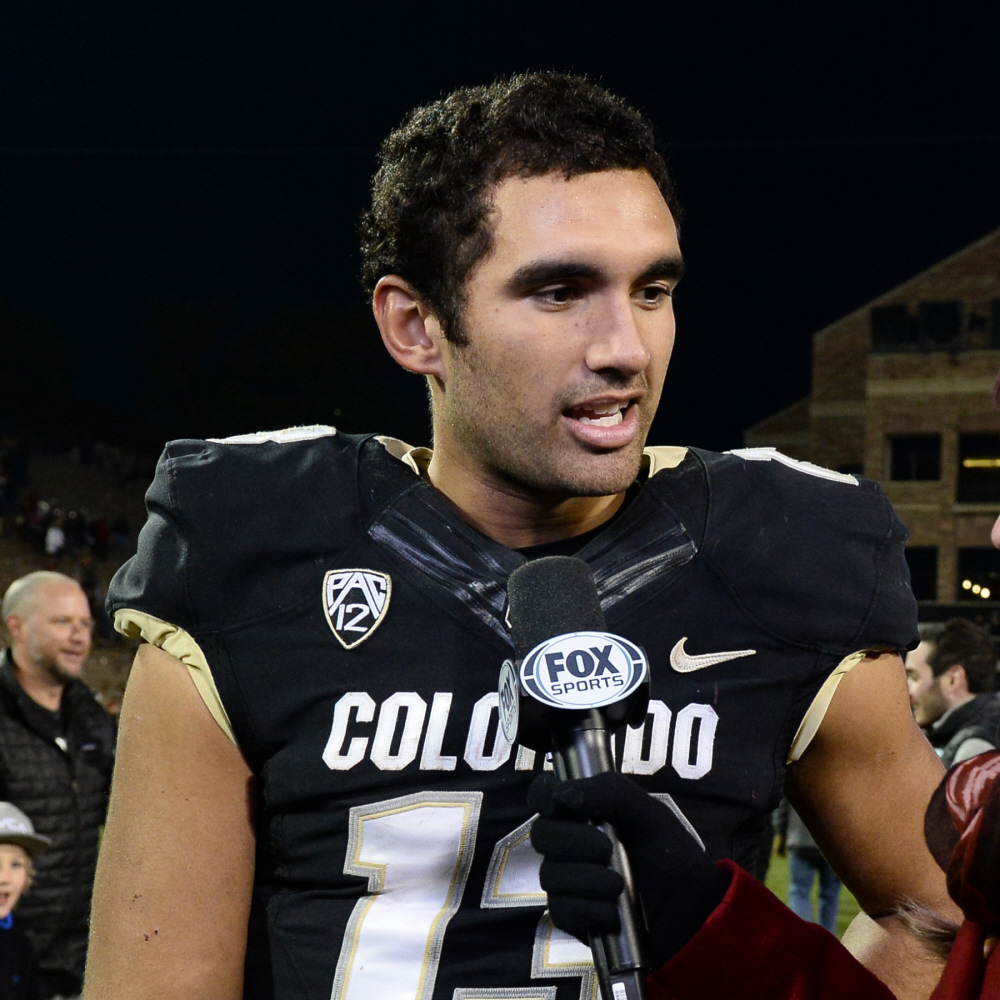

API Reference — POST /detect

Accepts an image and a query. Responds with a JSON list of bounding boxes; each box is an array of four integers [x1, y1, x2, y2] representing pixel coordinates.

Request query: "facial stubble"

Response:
[[440, 338, 654, 500]]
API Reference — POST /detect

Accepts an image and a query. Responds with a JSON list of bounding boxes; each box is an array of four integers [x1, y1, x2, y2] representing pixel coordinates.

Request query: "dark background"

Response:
[[3, 1, 999, 452]]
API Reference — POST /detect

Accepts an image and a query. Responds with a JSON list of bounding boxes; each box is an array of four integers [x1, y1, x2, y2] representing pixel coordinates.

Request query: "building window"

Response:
[[958, 548, 1000, 602], [917, 300, 963, 349], [870, 305, 913, 352], [958, 433, 1000, 502], [890, 434, 941, 481], [905, 547, 938, 601], [905, 545, 937, 601]]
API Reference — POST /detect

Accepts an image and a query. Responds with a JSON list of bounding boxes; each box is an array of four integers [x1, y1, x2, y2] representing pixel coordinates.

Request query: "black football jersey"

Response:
[[108, 429, 918, 1000]]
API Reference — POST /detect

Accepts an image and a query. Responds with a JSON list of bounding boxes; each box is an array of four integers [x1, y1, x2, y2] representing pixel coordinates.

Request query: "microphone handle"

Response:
[[550, 711, 649, 1000]]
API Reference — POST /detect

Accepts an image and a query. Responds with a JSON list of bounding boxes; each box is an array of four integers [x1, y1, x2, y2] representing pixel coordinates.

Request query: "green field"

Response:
[[763, 842, 861, 939]]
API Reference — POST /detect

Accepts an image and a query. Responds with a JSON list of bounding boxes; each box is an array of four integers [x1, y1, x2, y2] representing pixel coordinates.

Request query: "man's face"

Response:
[[435, 169, 682, 498], [9, 580, 92, 683], [905, 641, 950, 727]]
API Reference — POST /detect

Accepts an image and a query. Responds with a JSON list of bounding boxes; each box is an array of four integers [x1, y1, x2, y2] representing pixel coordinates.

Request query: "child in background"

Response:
[[0, 802, 51, 1000]]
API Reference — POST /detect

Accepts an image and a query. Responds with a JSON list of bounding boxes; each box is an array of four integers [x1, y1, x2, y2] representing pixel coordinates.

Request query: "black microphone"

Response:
[[503, 556, 650, 1000]]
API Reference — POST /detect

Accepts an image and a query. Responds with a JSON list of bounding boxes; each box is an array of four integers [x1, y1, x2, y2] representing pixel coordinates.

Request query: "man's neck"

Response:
[[9, 649, 65, 712], [933, 691, 977, 729], [424, 451, 628, 549]]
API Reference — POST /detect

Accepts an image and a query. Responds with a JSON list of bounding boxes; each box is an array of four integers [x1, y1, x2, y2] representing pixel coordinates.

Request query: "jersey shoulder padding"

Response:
[[693, 447, 918, 656], [107, 428, 377, 634]]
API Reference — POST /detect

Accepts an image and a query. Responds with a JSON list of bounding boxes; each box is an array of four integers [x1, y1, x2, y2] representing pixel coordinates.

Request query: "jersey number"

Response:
[[330, 790, 700, 1000], [330, 791, 598, 1000]]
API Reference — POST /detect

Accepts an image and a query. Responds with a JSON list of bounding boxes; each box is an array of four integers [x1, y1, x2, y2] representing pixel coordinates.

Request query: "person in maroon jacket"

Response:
[[530, 752, 1000, 1000]]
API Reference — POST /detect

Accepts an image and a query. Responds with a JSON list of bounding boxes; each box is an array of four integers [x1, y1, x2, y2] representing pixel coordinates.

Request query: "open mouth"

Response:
[[564, 399, 631, 426]]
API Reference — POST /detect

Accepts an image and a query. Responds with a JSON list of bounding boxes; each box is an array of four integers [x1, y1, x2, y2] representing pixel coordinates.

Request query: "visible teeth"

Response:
[[590, 401, 625, 416], [573, 400, 628, 425], [578, 410, 624, 426]]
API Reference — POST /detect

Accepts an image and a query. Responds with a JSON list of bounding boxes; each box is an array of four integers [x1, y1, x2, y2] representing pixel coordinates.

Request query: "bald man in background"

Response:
[[1, 572, 115, 999]]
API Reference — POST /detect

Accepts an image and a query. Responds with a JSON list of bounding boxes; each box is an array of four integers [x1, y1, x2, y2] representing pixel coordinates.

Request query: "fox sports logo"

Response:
[[519, 631, 647, 710]]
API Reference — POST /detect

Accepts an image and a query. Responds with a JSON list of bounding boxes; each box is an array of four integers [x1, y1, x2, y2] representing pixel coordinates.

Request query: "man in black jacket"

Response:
[[0, 571, 115, 999], [905, 618, 1000, 768]]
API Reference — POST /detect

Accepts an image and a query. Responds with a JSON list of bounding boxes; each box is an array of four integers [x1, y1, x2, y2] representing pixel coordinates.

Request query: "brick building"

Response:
[[745, 226, 1000, 610]]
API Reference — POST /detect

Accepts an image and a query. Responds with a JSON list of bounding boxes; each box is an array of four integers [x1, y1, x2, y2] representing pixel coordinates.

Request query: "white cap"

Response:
[[0, 802, 51, 856]]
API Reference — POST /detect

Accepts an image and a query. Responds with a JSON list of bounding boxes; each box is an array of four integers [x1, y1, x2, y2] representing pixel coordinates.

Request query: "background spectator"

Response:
[[0, 572, 116, 1000], [774, 797, 842, 934], [42, 520, 63, 567], [0, 801, 52, 1000], [906, 619, 1000, 768]]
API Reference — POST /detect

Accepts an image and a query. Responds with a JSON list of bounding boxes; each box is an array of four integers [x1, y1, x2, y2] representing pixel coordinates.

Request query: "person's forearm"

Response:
[[842, 912, 948, 1000]]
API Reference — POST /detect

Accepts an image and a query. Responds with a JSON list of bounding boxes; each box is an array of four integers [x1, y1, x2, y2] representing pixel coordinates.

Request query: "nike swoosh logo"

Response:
[[670, 637, 757, 673]]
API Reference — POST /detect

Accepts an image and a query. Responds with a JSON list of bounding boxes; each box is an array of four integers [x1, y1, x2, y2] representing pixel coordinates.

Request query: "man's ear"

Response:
[[373, 275, 447, 378], [5, 615, 23, 644], [944, 663, 969, 693]]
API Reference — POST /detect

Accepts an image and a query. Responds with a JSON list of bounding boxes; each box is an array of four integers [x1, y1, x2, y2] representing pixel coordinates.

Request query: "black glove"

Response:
[[528, 771, 732, 969]]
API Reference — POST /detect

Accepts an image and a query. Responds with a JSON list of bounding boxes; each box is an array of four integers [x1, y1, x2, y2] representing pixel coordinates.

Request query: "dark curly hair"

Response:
[[359, 72, 678, 344]]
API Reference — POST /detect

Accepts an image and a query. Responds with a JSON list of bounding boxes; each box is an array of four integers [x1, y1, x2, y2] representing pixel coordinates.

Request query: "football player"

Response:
[[86, 73, 957, 1000]]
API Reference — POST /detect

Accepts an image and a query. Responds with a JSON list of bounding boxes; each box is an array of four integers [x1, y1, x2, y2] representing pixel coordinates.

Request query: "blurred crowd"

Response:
[[1, 438, 139, 649], [0, 439, 139, 997]]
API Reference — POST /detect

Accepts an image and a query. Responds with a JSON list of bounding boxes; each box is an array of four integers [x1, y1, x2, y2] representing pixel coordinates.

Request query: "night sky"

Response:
[[3, 2, 1000, 451]]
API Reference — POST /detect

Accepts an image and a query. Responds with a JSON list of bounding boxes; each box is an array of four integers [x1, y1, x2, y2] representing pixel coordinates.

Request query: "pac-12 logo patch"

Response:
[[519, 630, 647, 710], [323, 570, 392, 649]]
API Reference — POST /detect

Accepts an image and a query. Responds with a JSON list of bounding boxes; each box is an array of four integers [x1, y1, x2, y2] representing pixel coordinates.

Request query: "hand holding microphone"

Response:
[[528, 771, 732, 971]]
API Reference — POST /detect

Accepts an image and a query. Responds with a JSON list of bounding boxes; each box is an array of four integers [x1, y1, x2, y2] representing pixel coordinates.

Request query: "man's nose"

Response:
[[584, 296, 651, 376]]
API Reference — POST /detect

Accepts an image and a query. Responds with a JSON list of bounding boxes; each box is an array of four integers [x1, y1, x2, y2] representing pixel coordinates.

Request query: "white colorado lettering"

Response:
[[420, 692, 458, 771], [370, 693, 427, 771], [671, 703, 719, 780], [321, 692, 716, 780], [463, 693, 513, 771], [621, 700, 671, 776], [323, 692, 377, 770]]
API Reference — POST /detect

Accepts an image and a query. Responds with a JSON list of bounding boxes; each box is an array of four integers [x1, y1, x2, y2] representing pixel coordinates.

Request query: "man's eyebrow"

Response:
[[636, 254, 685, 283], [507, 254, 685, 290], [507, 260, 602, 288]]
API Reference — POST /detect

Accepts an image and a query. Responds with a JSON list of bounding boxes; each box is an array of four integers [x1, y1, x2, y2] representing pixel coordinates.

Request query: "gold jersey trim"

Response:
[[375, 435, 432, 476], [113, 608, 237, 746], [787, 650, 867, 763], [642, 445, 689, 475]]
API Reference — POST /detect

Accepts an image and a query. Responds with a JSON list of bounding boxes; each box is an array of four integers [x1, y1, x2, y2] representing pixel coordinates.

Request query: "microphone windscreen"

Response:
[[507, 556, 606, 658]]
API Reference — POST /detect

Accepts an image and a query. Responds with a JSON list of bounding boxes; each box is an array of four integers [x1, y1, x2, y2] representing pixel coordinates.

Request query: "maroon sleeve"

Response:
[[647, 861, 896, 1000]]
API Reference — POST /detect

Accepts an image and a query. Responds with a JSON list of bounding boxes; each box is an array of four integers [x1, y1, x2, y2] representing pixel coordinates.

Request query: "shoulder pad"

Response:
[[642, 447, 709, 547], [696, 447, 918, 655], [206, 424, 337, 445], [726, 447, 859, 485], [108, 431, 366, 633]]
